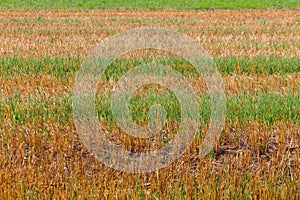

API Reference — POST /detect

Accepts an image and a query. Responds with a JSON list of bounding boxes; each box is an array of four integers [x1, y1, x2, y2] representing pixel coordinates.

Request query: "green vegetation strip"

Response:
[[0, 56, 299, 80], [0, 92, 299, 127], [0, 0, 299, 10]]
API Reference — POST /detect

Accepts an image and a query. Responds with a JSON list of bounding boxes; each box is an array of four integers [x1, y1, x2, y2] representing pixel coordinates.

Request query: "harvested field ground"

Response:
[[0, 10, 299, 199]]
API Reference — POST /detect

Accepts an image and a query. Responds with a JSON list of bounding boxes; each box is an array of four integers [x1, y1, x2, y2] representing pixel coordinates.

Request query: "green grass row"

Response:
[[1, 91, 299, 127], [0, 0, 299, 10], [0, 56, 299, 79]]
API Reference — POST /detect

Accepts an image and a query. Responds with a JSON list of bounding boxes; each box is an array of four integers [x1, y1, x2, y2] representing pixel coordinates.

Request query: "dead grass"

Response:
[[0, 72, 299, 101], [0, 10, 299, 58], [0, 119, 299, 199]]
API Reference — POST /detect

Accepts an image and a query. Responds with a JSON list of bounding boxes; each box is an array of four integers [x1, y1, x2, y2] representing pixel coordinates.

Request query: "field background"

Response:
[[0, 1, 299, 199], [0, 0, 300, 9]]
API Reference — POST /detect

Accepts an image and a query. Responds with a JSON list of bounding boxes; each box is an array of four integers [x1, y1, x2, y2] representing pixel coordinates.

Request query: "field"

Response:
[[1, 0, 300, 10], [0, 7, 299, 200]]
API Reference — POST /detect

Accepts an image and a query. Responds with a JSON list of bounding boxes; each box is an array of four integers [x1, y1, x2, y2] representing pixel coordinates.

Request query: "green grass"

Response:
[[0, 0, 299, 10], [0, 56, 299, 80], [1, 91, 299, 127]]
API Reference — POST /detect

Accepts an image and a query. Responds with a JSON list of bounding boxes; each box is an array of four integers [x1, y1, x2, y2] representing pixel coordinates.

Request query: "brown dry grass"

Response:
[[0, 10, 299, 58], [0, 118, 299, 199], [0, 72, 299, 101]]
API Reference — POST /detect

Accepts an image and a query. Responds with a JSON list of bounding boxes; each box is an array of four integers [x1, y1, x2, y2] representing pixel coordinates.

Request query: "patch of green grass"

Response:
[[3, 93, 72, 126], [0, 56, 81, 80], [214, 55, 300, 75], [1, 91, 299, 126], [0, 0, 299, 10], [0, 56, 299, 80]]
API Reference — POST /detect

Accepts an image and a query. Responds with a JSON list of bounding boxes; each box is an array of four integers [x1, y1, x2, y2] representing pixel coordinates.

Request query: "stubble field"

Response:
[[0, 10, 299, 199]]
